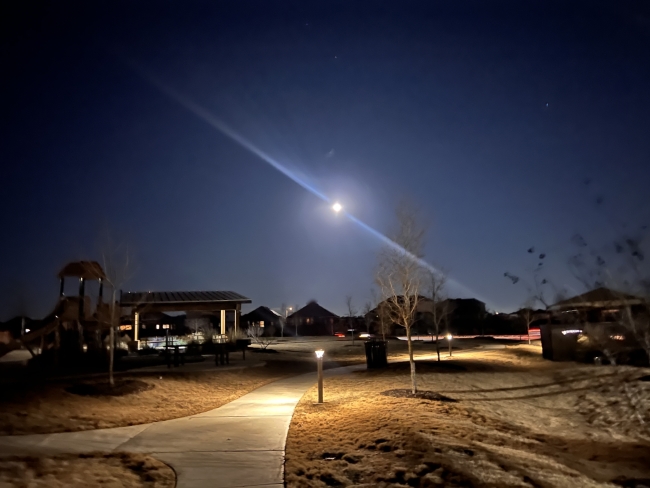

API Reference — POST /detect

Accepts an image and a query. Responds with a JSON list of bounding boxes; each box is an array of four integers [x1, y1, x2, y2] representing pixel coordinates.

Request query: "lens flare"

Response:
[[130, 64, 494, 307]]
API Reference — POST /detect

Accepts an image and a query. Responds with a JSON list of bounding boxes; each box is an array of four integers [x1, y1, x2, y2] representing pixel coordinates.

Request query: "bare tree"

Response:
[[362, 301, 373, 333], [376, 202, 426, 394], [518, 298, 536, 345], [185, 315, 212, 342], [99, 234, 134, 387], [426, 269, 449, 361], [246, 324, 275, 350], [280, 302, 287, 338], [371, 288, 392, 342], [345, 295, 357, 345]]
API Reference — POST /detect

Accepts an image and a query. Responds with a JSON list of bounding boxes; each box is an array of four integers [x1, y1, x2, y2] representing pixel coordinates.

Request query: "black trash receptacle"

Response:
[[375, 341, 388, 368], [364, 341, 374, 367], [364, 340, 388, 369]]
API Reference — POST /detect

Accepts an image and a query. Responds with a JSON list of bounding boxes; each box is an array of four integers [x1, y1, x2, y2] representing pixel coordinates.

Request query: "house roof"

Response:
[[549, 287, 642, 310], [242, 306, 282, 323], [287, 301, 339, 319], [120, 291, 251, 306], [58, 261, 106, 280]]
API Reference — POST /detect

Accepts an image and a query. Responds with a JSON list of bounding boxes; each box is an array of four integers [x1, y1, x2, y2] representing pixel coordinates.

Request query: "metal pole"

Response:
[[317, 357, 324, 403], [448, 339, 452, 357]]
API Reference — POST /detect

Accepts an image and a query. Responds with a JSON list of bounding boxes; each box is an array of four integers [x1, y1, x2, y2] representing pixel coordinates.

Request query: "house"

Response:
[[241, 306, 283, 335], [366, 296, 435, 336], [287, 301, 339, 336], [0, 315, 38, 342], [548, 287, 643, 321], [442, 298, 486, 335], [541, 287, 647, 362], [120, 312, 188, 339], [365, 296, 488, 336]]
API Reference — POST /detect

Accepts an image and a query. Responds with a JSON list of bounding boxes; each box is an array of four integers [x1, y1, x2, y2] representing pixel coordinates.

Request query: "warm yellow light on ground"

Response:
[[332, 202, 342, 213]]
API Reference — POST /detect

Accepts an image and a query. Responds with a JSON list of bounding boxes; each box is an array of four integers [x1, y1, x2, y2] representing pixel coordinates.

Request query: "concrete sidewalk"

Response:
[[0, 364, 363, 488]]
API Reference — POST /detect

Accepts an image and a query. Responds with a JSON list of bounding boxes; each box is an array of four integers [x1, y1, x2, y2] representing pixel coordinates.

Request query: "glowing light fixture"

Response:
[[315, 349, 325, 403], [332, 202, 342, 213]]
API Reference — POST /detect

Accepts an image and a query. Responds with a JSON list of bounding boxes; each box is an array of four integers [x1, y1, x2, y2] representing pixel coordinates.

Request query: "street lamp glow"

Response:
[[315, 349, 325, 359], [446, 334, 452, 341], [332, 202, 342, 213]]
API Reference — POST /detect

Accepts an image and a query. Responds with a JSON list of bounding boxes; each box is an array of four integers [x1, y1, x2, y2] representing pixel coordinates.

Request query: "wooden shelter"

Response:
[[120, 291, 251, 347]]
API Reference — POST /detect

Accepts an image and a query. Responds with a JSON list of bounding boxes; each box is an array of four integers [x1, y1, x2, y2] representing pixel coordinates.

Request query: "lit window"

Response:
[[156, 324, 160, 329]]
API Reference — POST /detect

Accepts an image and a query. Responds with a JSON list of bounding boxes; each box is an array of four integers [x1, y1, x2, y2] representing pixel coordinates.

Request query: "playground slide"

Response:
[[0, 301, 65, 359]]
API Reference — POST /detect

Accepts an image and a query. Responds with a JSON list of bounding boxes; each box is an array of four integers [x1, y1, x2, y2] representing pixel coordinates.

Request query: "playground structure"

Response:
[[0, 261, 114, 363], [0, 261, 252, 363]]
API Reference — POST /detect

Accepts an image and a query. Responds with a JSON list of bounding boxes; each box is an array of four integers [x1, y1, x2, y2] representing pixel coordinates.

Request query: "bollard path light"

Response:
[[446, 333, 453, 357], [315, 349, 325, 403]]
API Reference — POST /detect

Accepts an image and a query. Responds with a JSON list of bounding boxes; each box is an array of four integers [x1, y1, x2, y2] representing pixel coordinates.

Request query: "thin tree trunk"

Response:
[[435, 322, 440, 361], [527, 322, 531, 345], [406, 325, 417, 394], [109, 290, 116, 387]]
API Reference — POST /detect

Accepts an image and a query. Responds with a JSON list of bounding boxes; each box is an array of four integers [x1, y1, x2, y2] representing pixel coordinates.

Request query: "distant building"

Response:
[[287, 301, 339, 336], [120, 312, 187, 339], [548, 287, 643, 322], [366, 296, 435, 336], [442, 298, 486, 335], [241, 306, 283, 336], [0, 315, 37, 342], [542, 287, 646, 362]]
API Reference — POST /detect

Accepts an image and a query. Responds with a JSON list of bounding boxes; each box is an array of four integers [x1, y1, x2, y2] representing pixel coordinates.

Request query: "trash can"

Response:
[[364, 340, 388, 369]]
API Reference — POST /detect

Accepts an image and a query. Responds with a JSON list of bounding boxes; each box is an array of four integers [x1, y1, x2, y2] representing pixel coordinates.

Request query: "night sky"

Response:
[[2, 1, 649, 319]]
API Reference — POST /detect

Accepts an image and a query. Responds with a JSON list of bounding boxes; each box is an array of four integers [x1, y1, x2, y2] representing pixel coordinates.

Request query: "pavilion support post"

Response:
[[134, 311, 140, 348], [220, 310, 226, 336], [59, 277, 65, 297], [234, 305, 240, 337], [98, 278, 103, 304]]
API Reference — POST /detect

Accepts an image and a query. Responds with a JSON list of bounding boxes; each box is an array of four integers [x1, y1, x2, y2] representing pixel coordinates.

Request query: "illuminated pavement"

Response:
[[0, 364, 363, 488]]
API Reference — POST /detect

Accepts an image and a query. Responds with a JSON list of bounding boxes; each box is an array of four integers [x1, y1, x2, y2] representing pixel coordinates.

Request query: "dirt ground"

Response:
[[0, 364, 284, 435], [0, 353, 361, 435], [286, 345, 650, 488], [0, 452, 175, 488]]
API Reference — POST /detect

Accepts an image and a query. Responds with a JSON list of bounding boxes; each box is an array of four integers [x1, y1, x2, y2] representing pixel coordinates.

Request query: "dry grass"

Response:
[[286, 346, 650, 487], [0, 452, 175, 488], [0, 366, 287, 435]]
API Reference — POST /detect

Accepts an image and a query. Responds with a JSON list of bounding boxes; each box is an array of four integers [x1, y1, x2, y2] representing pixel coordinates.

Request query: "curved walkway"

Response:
[[0, 364, 362, 488]]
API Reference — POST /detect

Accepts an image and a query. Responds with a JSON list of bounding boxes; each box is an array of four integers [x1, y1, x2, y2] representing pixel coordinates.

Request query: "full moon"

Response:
[[332, 202, 343, 213]]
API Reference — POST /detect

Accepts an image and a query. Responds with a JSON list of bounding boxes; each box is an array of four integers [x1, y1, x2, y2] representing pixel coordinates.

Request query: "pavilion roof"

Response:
[[120, 291, 251, 306]]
